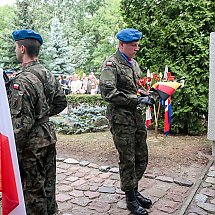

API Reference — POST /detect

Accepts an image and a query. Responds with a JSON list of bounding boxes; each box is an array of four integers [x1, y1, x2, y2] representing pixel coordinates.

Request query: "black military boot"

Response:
[[125, 190, 148, 215], [134, 187, 152, 209]]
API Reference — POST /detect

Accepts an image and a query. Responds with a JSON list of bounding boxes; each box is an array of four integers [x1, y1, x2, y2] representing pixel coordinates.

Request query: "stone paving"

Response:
[[56, 158, 215, 215], [185, 161, 215, 215]]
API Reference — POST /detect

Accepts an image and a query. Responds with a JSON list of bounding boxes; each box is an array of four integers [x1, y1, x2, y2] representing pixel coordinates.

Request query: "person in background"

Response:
[[80, 72, 88, 94], [100, 28, 154, 215], [8, 29, 67, 215]]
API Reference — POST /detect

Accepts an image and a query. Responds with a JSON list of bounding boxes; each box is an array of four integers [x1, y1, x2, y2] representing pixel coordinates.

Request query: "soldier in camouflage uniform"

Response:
[[8, 29, 67, 215], [100, 28, 154, 215]]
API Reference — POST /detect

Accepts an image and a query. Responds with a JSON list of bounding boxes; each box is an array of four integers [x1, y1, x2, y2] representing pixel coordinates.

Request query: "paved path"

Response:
[[56, 158, 215, 215]]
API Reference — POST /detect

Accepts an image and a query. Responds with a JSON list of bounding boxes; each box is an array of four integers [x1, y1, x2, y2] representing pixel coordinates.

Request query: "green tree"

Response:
[[44, 18, 73, 76], [121, 0, 215, 134], [0, 5, 16, 69]]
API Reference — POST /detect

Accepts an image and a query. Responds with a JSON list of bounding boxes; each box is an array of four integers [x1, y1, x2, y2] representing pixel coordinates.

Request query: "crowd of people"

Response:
[[58, 72, 100, 95]]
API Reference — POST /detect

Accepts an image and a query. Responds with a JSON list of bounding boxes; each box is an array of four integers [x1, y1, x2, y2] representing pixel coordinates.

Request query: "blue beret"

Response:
[[116, 28, 142, 43], [12, 29, 43, 45], [5, 70, 13, 74]]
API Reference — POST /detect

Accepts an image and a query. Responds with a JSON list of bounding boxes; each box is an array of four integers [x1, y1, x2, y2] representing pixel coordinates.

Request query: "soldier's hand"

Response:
[[137, 95, 155, 107]]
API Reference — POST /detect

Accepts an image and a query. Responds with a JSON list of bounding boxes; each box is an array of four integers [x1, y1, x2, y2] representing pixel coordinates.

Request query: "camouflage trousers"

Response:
[[110, 123, 148, 192], [19, 144, 57, 215]]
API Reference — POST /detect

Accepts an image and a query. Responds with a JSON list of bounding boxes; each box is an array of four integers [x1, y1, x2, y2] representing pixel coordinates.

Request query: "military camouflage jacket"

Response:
[[100, 50, 143, 126], [8, 61, 67, 155]]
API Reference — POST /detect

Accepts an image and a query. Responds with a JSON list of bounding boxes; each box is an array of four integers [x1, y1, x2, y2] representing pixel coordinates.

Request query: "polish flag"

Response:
[[0, 68, 26, 215], [163, 65, 168, 80], [164, 97, 172, 136], [145, 107, 152, 129]]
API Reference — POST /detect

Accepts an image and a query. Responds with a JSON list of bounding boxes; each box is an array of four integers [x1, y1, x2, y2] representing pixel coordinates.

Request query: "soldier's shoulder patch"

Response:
[[106, 61, 113, 66]]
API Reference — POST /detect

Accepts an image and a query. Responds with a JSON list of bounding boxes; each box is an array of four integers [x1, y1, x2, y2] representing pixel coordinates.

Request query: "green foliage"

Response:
[[66, 94, 107, 108], [43, 18, 74, 75], [121, 0, 215, 134], [0, 5, 17, 69], [51, 105, 109, 135]]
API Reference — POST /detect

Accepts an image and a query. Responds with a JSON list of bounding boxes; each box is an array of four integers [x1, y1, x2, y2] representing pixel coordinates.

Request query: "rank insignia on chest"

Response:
[[13, 84, 19, 90], [106, 61, 113, 66]]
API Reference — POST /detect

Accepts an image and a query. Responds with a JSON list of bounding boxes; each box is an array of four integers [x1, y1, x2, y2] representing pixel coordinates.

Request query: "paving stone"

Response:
[[88, 163, 99, 169], [103, 179, 116, 186], [153, 180, 173, 191], [109, 167, 119, 173], [174, 177, 193, 187], [114, 180, 120, 188], [69, 190, 84, 197], [209, 165, 215, 171], [89, 185, 99, 192], [58, 185, 73, 192], [58, 180, 71, 185], [144, 173, 156, 179], [116, 188, 124, 195], [88, 200, 111, 213], [98, 186, 116, 194], [74, 184, 90, 191], [71, 179, 87, 187], [205, 177, 215, 185], [195, 194, 208, 203], [200, 187, 215, 197], [57, 163, 72, 170], [99, 165, 111, 172], [71, 206, 95, 215], [56, 193, 73, 202], [117, 199, 127, 210], [169, 185, 189, 194], [202, 182, 213, 188], [110, 173, 120, 180], [196, 202, 215, 213], [165, 191, 186, 202], [78, 167, 91, 173], [57, 174, 67, 181], [150, 209, 169, 215], [210, 198, 215, 204], [73, 172, 86, 178], [188, 205, 208, 215], [153, 198, 180, 213], [67, 166, 80, 173], [89, 176, 105, 183], [57, 168, 67, 174], [98, 193, 120, 203], [142, 187, 166, 198], [207, 171, 215, 177], [79, 160, 90, 166], [84, 191, 100, 199], [99, 172, 112, 179], [108, 206, 130, 215], [70, 197, 92, 207], [64, 158, 79, 164], [156, 175, 174, 183], [66, 176, 79, 182], [58, 201, 73, 212], [138, 177, 156, 190], [57, 157, 65, 162]]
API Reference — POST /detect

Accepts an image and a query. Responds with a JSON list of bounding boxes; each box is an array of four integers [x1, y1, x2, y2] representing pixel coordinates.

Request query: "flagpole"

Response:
[[153, 104, 158, 138], [155, 101, 161, 138]]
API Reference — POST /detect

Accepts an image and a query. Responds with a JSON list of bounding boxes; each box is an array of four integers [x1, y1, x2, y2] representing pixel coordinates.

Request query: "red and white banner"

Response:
[[145, 107, 152, 129], [0, 68, 26, 215]]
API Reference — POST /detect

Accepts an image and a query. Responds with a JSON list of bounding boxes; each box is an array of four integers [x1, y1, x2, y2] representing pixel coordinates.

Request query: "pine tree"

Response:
[[43, 18, 73, 76]]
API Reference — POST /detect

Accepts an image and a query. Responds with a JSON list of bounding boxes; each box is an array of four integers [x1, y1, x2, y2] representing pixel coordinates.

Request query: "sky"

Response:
[[0, 0, 16, 6]]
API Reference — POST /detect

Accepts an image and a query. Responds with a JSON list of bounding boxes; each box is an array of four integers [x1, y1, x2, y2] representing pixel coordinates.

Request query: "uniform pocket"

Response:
[[10, 92, 23, 115]]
